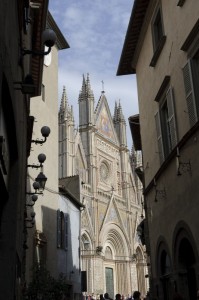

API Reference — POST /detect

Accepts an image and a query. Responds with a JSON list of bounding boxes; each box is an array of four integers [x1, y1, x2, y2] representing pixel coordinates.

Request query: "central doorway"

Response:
[[105, 267, 114, 299]]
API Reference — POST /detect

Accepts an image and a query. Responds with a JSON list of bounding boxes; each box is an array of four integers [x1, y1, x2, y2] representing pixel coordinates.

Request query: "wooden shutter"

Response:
[[166, 87, 177, 149], [155, 110, 164, 163], [182, 60, 197, 126], [57, 209, 61, 248], [64, 213, 68, 251]]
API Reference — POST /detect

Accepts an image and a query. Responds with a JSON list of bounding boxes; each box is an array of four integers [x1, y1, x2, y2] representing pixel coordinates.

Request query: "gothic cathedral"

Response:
[[58, 74, 147, 298]]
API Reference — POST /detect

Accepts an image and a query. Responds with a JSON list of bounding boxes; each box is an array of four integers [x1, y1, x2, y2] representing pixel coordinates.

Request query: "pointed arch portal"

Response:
[[172, 224, 199, 300]]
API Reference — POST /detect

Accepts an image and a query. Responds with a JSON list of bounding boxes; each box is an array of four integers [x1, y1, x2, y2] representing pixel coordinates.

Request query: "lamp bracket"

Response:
[[26, 203, 35, 207], [27, 163, 43, 169], [26, 192, 43, 195], [26, 224, 34, 228], [31, 137, 47, 145], [177, 160, 191, 176], [154, 187, 166, 202], [22, 46, 51, 57]]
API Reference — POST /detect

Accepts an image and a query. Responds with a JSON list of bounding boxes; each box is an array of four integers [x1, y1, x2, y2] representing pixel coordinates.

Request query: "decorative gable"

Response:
[[95, 94, 119, 144]]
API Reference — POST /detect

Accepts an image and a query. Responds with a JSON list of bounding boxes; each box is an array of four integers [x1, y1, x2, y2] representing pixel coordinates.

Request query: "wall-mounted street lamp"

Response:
[[14, 74, 36, 95], [26, 194, 38, 207], [153, 178, 166, 202], [26, 181, 43, 195], [25, 211, 36, 229], [27, 153, 46, 169], [176, 147, 191, 176], [23, 241, 29, 250], [31, 126, 50, 145], [22, 29, 57, 57], [35, 172, 47, 191], [26, 174, 47, 196], [26, 219, 35, 229], [25, 211, 35, 223]]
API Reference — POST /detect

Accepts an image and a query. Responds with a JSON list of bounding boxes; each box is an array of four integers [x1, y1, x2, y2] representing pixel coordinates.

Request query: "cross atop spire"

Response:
[[101, 80, 105, 94]]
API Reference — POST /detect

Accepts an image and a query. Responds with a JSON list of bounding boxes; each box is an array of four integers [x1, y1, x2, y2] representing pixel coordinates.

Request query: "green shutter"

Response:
[[182, 60, 197, 126], [166, 87, 177, 149], [57, 209, 61, 248], [155, 110, 164, 163]]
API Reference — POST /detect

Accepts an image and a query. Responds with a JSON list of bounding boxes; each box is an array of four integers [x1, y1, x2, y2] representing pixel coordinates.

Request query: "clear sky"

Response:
[[49, 0, 138, 150]]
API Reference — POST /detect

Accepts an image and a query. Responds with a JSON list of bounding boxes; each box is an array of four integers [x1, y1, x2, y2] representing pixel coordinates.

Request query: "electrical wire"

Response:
[[27, 174, 142, 196]]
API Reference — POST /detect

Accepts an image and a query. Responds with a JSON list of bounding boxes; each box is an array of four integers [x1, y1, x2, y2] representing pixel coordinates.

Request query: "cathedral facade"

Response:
[[58, 74, 147, 298]]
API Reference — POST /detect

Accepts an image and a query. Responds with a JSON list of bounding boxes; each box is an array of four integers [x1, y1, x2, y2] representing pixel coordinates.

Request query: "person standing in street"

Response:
[[132, 291, 141, 300]]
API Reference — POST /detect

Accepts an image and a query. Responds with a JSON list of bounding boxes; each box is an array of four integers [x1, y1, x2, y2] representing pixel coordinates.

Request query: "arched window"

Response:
[[105, 246, 113, 259], [82, 234, 90, 251], [158, 248, 172, 300], [160, 250, 171, 276]]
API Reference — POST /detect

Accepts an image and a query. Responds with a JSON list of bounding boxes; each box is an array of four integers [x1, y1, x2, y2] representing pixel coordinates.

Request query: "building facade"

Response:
[[0, 0, 51, 299], [118, 0, 199, 299], [59, 75, 148, 298], [25, 10, 84, 300]]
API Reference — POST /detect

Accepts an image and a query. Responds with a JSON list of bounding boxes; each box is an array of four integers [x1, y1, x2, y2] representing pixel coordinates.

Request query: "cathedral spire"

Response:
[[113, 101, 118, 123], [79, 73, 95, 128], [86, 73, 94, 99], [82, 74, 86, 94], [113, 100, 127, 147], [71, 105, 75, 122], [60, 86, 68, 112], [79, 74, 88, 102], [118, 100, 126, 123], [86, 73, 91, 89]]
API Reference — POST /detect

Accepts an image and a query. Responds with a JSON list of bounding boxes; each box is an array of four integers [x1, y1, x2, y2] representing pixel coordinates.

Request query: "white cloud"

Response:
[[49, 0, 137, 149]]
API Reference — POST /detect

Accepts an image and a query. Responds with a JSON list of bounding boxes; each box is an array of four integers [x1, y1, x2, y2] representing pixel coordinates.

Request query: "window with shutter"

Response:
[[182, 60, 198, 127], [166, 87, 177, 149], [155, 86, 178, 163], [150, 4, 166, 67], [57, 210, 61, 248], [57, 210, 68, 250], [155, 111, 164, 163], [153, 9, 164, 49], [61, 212, 65, 248], [64, 213, 68, 251]]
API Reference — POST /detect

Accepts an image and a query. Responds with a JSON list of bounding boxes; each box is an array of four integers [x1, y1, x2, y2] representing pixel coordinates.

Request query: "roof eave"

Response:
[[31, 0, 49, 96], [117, 0, 150, 76], [59, 186, 84, 209], [129, 114, 142, 151], [47, 11, 70, 50]]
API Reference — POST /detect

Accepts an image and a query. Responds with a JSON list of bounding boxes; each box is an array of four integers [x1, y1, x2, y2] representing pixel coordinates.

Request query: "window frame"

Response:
[[154, 86, 178, 163], [181, 20, 199, 128], [150, 3, 166, 67], [57, 209, 68, 251], [182, 52, 199, 127]]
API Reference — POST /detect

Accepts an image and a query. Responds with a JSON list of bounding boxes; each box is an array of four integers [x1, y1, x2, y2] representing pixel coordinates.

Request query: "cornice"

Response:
[[47, 11, 70, 50]]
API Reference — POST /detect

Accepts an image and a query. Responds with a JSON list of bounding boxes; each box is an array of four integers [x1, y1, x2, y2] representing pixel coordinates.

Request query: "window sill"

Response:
[[144, 119, 199, 195], [149, 35, 166, 67]]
